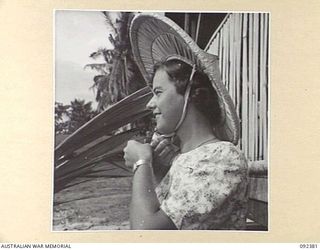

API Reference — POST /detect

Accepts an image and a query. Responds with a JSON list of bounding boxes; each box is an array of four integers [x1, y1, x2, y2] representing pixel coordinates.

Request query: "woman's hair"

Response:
[[153, 59, 222, 126]]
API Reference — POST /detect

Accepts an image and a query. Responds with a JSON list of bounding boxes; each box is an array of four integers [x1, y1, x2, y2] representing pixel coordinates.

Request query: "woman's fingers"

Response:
[[123, 144, 132, 167], [165, 150, 176, 162], [156, 145, 177, 167], [150, 136, 179, 168], [150, 137, 161, 148], [154, 139, 170, 154], [158, 146, 171, 158], [123, 139, 153, 167]]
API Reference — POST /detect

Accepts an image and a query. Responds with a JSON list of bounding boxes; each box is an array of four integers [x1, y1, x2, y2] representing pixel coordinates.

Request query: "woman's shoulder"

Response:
[[206, 141, 248, 173], [181, 141, 248, 172], [205, 141, 244, 158], [193, 140, 243, 159]]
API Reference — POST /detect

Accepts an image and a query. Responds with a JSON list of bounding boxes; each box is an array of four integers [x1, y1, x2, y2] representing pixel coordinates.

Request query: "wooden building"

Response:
[[168, 12, 269, 230]]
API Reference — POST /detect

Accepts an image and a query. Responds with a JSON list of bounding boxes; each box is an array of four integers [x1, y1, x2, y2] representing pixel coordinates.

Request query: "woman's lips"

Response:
[[154, 114, 161, 122]]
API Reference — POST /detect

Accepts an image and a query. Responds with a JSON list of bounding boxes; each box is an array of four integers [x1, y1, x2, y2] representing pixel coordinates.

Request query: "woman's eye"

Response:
[[154, 90, 162, 96]]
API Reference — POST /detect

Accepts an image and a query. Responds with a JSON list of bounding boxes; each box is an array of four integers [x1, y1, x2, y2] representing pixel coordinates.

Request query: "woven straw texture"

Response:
[[130, 13, 240, 144]]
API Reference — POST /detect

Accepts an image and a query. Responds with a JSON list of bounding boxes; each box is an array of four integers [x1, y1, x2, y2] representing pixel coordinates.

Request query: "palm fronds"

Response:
[[55, 86, 152, 159], [54, 129, 137, 192], [102, 11, 118, 40], [54, 12, 151, 193], [54, 86, 152, 192], [84, 63, 110, 75]]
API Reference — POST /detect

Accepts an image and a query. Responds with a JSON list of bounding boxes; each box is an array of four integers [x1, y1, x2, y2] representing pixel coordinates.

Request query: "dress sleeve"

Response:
[[159, 143, 248, 229]]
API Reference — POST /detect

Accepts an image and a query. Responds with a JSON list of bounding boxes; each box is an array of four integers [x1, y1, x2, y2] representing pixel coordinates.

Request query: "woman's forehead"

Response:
[[152, 69, 173, 89]]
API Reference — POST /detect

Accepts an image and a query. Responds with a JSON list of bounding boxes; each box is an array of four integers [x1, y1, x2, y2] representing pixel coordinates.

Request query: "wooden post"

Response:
[[229, 15, 235, 101], [226, 20, 230, 90], [195, 13, 202, 43], [222, 22, 227, 88], [263, 14, 269, 160], [184, 13, 190, 35], [190, 15, 197, 40], [248, 14, 254, 161], [236, 14, 242, 125], [242, 13, 248, 157], [219, 29, 223, 71], [236, 14, 242, 148], [253, 13, 259, 160], [259, 13, 264, 160]]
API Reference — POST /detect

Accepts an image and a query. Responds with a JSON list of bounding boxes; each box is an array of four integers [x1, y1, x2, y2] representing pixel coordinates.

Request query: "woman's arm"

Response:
[[124, 140, 177, 230], [130, 162, 177, 229]]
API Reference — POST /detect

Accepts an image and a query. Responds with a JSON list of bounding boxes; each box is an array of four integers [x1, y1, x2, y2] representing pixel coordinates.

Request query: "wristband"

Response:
[[133, 159, 151, 174]]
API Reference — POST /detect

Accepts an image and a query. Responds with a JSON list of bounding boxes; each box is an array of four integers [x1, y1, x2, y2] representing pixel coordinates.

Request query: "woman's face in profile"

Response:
[[147, 69, 185, 134]]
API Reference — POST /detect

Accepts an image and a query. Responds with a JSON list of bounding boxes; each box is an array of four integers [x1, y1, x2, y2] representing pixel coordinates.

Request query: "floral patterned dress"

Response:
[[155, 141, 249, 230]]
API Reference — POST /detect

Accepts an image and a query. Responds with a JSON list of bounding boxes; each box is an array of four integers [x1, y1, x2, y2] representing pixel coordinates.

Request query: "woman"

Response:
[[123, 13, 248, 230]]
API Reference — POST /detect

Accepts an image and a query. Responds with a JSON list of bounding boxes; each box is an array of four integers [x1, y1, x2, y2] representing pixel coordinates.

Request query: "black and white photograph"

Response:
[[53, 11, 269, 231]]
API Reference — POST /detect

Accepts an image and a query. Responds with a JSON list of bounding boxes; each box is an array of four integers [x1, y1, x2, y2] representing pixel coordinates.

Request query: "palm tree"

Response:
[[85, 11, 145, 112], [67, 99, 97, 133], [55, 102, 70, 135], [54, 12, 153, 193]]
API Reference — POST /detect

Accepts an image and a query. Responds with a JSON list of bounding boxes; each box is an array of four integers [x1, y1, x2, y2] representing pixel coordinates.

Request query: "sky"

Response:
[[55, 11, 166, 110], [55, 10, 114, 109]]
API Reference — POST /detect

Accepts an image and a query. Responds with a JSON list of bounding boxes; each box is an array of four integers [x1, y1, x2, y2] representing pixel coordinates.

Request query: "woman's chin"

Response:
[[156, 126, 173, 136], [155, 118, 176, 135], [155, 124, 165, 135]]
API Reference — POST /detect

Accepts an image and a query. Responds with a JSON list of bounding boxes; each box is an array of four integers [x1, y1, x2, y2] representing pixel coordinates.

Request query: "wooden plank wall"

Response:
[[206, 13, 269, 229], [206, 13, 269, 163]]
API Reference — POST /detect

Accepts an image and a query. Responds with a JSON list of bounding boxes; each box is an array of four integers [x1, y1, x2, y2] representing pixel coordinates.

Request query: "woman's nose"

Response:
[[146, 96, 156, 110]]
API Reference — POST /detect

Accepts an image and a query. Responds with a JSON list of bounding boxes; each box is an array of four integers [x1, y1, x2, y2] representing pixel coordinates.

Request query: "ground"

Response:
[[53, 176, 132, 230]]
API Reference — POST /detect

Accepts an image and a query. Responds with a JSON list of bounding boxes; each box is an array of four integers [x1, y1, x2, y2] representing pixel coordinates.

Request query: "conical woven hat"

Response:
[[130, 13, 240, 145]]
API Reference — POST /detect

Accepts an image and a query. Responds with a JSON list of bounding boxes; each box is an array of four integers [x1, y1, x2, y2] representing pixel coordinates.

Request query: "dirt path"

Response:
[[53, 177, 132, 230]]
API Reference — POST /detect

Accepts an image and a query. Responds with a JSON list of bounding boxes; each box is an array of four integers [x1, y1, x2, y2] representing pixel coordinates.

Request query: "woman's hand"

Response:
[[150, 136, 179, 174], [123, 140, 153, 168]]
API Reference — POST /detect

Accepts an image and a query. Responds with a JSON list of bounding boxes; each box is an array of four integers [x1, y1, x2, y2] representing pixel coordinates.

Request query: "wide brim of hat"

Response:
[[130, 13, 240, 145]]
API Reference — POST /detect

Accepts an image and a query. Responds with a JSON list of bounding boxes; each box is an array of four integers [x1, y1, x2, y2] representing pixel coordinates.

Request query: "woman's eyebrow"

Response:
[[152, 86, 163, 92], [151, 87, 163, 96]]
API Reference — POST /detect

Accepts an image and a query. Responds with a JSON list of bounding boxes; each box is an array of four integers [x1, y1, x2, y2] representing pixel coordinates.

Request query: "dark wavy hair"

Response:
[[153, 59, 222, 126]]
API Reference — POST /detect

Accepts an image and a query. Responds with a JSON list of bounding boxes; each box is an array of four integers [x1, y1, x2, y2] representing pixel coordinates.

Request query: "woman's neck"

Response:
[[176, 106, 218, 153]]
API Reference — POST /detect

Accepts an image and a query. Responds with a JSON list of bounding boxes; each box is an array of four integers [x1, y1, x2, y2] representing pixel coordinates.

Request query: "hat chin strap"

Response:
[[158, 65, 196, 139]]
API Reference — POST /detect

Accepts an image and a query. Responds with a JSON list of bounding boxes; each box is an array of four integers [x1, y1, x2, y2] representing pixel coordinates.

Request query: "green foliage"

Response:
[[54, 99, 98, 135]]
